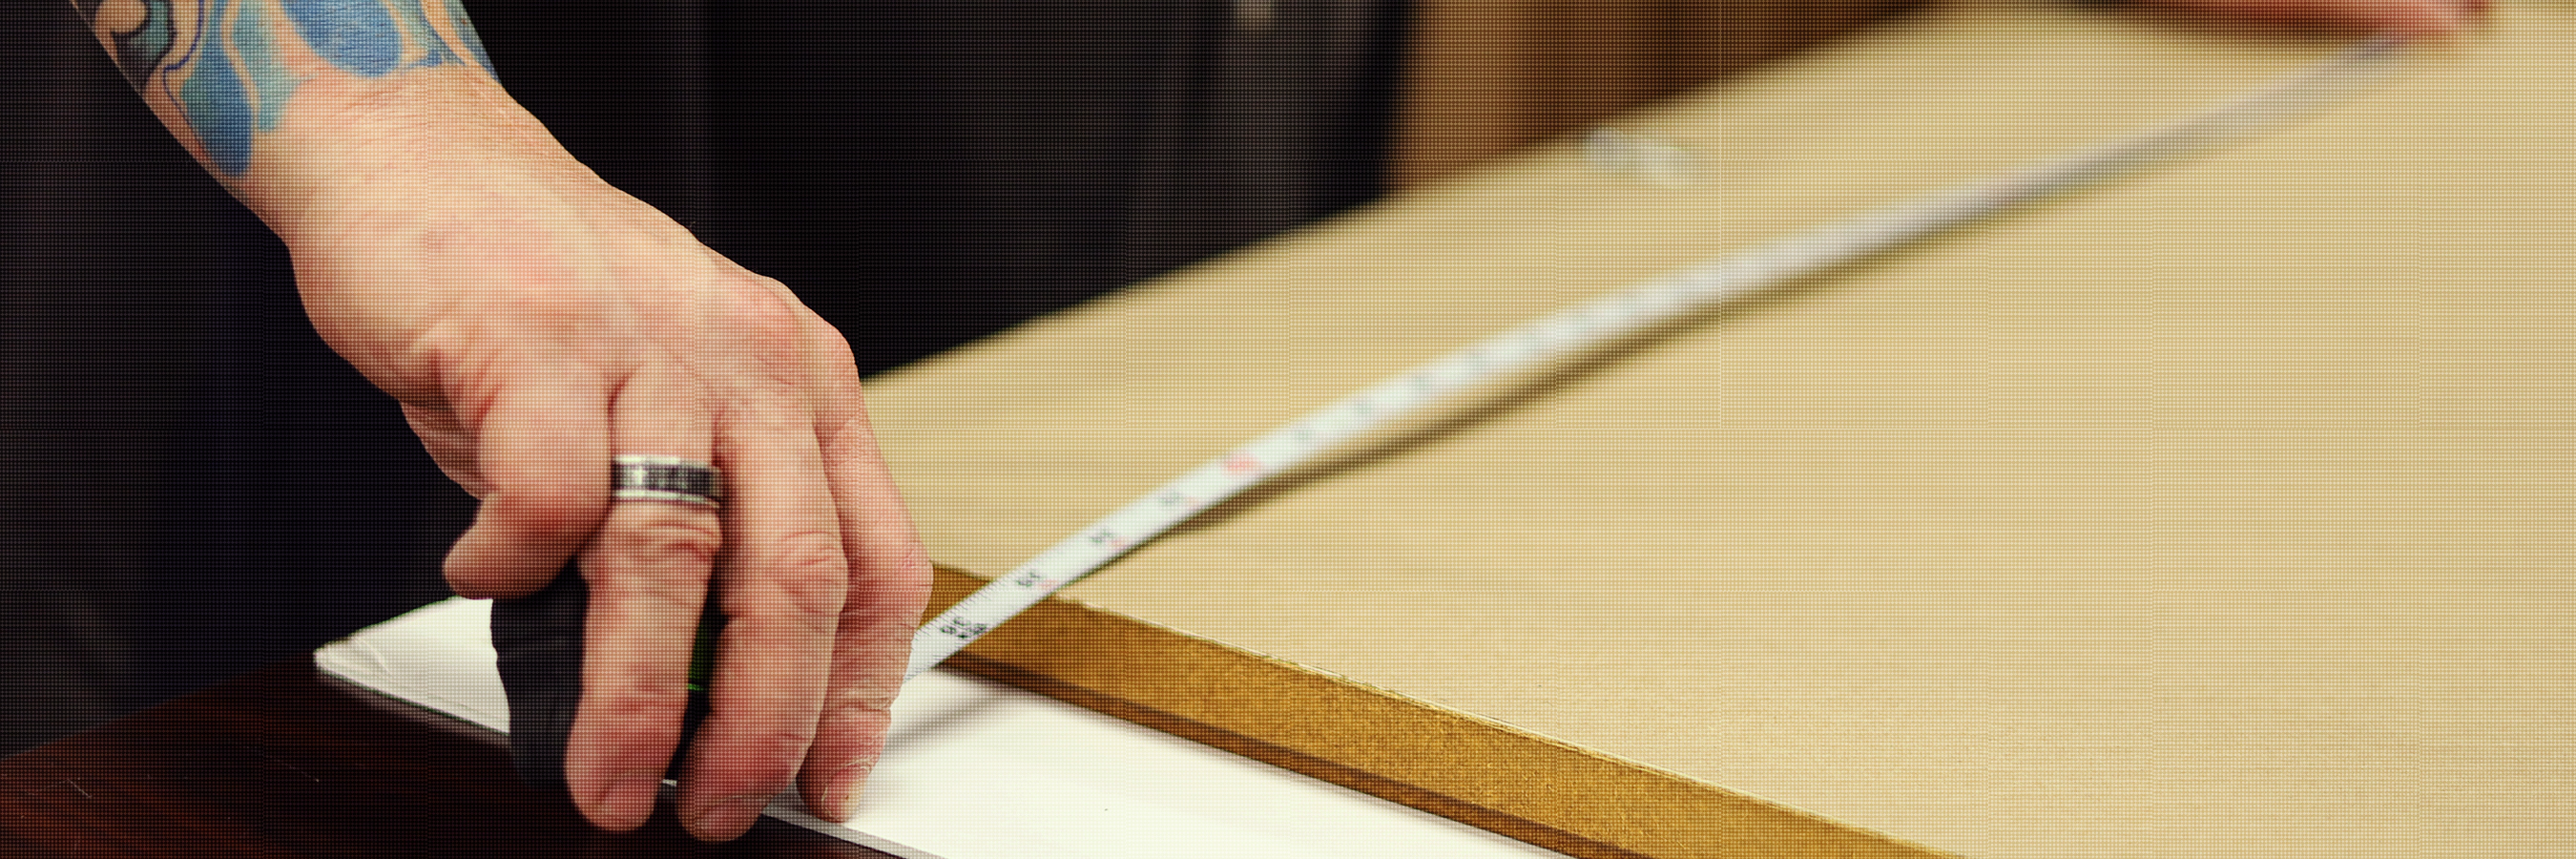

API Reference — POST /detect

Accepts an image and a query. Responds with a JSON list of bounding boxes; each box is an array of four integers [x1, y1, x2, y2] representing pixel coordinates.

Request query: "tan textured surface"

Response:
[[869, 3, 2575, 857]]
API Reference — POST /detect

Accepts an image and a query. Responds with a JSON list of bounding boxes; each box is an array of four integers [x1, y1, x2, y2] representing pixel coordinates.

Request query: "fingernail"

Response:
[[690, 795, 769, 840], [829, 762, 875, 821]]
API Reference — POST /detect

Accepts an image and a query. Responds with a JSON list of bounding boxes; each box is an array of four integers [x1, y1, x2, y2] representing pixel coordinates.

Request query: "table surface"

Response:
[[859, 4, 2576, 856], [0, 659, 896, 859]]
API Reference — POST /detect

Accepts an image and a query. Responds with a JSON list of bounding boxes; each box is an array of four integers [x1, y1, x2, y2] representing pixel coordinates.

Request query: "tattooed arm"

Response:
[[75, 1, 494, 177], [71, 1, 930, 842]]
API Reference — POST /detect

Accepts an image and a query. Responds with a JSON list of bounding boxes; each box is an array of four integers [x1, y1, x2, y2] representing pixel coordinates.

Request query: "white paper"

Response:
[[315, 597, 1566, 858]]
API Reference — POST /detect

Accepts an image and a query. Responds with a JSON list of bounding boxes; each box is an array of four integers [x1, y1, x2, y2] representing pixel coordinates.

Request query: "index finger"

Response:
[[442, 366, 611, 598]]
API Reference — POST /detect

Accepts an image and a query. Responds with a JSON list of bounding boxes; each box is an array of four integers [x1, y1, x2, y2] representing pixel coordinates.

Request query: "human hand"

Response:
[[2133, 0, 2489, 36], [272, 86, 930, 841]]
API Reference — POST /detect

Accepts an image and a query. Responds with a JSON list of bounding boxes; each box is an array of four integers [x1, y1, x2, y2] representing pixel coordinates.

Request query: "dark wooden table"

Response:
[[0, 659, 896, 858]]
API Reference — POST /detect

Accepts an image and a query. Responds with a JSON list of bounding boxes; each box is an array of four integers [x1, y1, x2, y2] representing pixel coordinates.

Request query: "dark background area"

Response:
[[1, 0, 1403, 756]]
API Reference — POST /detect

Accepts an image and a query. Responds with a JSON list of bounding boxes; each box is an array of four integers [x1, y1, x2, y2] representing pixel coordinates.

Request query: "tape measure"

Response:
[[904, 36, 2404, 681]]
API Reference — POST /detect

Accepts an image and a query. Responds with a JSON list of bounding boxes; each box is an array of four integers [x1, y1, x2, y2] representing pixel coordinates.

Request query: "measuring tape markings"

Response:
[[904, 37, 2404, 681]]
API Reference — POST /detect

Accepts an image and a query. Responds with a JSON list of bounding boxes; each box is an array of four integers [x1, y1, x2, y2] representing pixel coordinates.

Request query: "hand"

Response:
[[275, 87, 930, 841], [2134, 0, 2489, 36]]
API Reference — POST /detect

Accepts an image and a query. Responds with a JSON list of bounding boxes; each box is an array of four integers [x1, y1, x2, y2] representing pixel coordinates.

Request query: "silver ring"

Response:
[[611, 454, 724, 508]]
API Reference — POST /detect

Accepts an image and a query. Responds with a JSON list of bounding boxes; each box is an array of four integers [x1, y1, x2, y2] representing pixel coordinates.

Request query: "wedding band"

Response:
[[611, 454, 725, 508]]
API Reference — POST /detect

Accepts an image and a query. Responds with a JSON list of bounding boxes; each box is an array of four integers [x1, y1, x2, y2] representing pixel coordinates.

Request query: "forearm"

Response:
[[69, 1, 557, 240]]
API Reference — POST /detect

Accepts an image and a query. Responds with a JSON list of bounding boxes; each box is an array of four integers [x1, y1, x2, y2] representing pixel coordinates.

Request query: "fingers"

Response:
[[675, 402, 851, 841], [797, 402, 934, 822], [561, 363, 719, 831], [2149, 0, 2488, 37], [2297, 0, 2483, 36], [442, 297, 913, 841], [443, 366, 611, 598]]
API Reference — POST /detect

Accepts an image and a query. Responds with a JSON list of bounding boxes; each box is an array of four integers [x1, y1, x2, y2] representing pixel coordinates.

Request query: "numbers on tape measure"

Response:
[[933, 616, 989, 640]]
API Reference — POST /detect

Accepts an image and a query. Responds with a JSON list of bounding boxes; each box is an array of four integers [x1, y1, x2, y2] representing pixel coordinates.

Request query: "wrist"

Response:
[[240, 71, 585, 247]]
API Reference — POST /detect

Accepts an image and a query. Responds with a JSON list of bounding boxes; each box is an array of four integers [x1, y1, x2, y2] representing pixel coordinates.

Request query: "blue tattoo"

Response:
[[281, 0, 405, 76], [235, 5, 300, 135], [441, 0, 492, 75], [173, 4, 252, 173], [78, 0, 498, 176], [82, 0, 177, 88], [163, 1, 301, 174], [278, 0, 492, 77]]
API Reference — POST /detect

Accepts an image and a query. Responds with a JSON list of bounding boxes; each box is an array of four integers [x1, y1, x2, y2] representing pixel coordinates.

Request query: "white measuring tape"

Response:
[[904, 36, 2404, 681]]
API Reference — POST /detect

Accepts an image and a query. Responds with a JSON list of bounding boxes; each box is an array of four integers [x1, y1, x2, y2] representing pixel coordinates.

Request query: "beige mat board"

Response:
[[875, 3, 2575, 857]]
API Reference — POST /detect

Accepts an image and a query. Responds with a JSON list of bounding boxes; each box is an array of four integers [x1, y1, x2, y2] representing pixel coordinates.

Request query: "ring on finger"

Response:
[[611, 454, 725, 508]]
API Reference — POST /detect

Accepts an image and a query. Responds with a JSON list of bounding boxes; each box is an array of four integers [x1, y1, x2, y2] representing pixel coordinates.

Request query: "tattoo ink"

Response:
[[175, 1, 300, 175], [280, 0, 406, 76], [76, 0, 177, 88], [77, 0, 499, 176], [438, 0, 492, 76]]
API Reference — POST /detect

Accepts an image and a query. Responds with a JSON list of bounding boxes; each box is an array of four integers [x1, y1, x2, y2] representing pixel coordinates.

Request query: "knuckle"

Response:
[[583, 567, 705, 614], [822, 687, 898, 735], [807, 327, 860, 373], [738, 272, 792, 296], [885, 537, 934, 583], [404, 323, 466, 369], [826, 684, 896, 717], [621, 516, 725, 569], [714, 724, 819, 785], [824, 648, 905, 715], [815, 410, 882, 465], [746, 531, 852, 626], [583, 521, 720, 606], [720, 278, 856, 372], [819, 618, 922, 716], [725, 288, 813, 339], [584, 674, 686, 724], [859, 544, 936, 622]]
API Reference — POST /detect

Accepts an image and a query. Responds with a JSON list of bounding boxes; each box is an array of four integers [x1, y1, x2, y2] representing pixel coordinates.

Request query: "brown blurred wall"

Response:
[[1393, 0, 1922, 188]]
